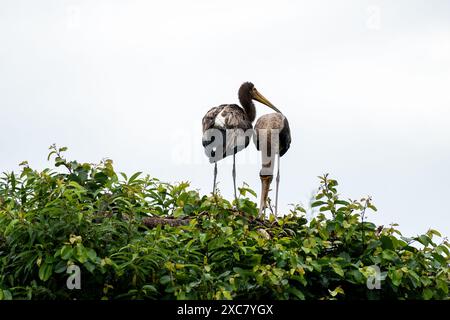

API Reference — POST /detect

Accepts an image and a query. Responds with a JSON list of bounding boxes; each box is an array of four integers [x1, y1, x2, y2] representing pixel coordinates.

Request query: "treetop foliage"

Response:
[[0, 145, 448, 300]]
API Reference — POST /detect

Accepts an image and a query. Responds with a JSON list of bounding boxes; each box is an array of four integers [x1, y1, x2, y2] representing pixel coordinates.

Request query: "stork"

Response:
[[253, 112, 291, 218]]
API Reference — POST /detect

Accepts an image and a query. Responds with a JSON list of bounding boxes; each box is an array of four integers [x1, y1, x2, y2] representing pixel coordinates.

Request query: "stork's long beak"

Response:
[[252, 89, 282, 113]]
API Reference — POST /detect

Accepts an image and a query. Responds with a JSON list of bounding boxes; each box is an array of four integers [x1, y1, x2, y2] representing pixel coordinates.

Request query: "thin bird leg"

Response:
[[258, 196, 265, 218], [258, 177, 266, 218], [212, 162, 217, 195], [275, 153, 281, 217], [232, 153, 238, 207], [259, 174, 272, 219]]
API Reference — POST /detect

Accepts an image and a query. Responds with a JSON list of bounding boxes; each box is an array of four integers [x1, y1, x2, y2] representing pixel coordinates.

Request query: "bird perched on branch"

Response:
[[254, 112, 291, 218], [202, 82, 280, 203]]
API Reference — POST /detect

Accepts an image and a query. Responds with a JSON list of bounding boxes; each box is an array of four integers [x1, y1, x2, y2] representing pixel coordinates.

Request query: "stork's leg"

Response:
[[232, 153, 238, 207], [275, 153, 280, 217], [259, 174, 272, 219], [258, 188, 265, 218], [258, 196, 265, 218], [212, 161, 218, 195]]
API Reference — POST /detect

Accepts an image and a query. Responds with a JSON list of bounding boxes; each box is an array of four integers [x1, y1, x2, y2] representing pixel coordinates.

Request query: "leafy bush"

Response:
[[0, 146, 448, 300]]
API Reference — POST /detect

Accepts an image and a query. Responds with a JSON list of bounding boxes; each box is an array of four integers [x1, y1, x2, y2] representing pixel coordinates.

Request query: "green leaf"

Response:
[[222, 290, 232, 300], [84, 261, 96, 273], [380, 236, 394, 250], [54, 261, 67, 274], [382, 249, 397, 261], [334, 200, 350, 206], [407, 270, 421, 287], [436, 245, 449, 257], [38, 263, 53, 281], [389, 269, 403, 286], [173, 207, 184, 218], [315, 193, 325, 200], [332, 264, 344, 277], [347, 269, 364, 284], [60, 246, 73, 260], [94, 172, 109, 185], [142, 285, 157, 293], [47, 150, 57, 161], [128, 172, 142, 183], [160, 275, 171, 285], [239, 186, 257, 198], [329, 286, 344, 297], [75, 244, 88, 263], [426, 229, 441, 238], [422, 288, 433, 300], [86, 248, 97, 261], [288, 287, 305, 300], [311, 201, 326, 208], [417, 235, 431, 247], [0, 290, 12, 300], [436, 279, 448, 294]]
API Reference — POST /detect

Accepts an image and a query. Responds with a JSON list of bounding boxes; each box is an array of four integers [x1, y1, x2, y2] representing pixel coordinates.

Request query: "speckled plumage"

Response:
[[202, 83, 257, 162]]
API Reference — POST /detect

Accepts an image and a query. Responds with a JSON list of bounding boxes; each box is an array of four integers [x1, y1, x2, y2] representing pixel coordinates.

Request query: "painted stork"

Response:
[[253, 112, 291, 217], [202, 82, 280, 203]]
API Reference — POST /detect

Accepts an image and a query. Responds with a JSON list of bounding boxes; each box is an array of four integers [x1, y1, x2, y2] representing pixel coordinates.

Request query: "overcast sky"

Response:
[[1, 0, 449, 238]]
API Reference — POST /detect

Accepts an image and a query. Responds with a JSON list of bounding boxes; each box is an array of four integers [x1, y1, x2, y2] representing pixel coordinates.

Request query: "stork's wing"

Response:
[[220, 105, 252, 130], [202, 106, 224, 148], [253, 113, 291, 157], [219, 105, 253, 157], [202, 106, 223, 133], [202, 104, 253, 161]]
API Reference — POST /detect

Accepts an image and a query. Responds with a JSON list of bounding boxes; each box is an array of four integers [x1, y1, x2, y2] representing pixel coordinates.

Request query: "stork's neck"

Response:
[[239, 96, 256, 123]]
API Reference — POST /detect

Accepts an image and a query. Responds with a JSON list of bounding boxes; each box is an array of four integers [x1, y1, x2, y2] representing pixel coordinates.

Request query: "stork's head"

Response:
[[239, 82, 281, 113]]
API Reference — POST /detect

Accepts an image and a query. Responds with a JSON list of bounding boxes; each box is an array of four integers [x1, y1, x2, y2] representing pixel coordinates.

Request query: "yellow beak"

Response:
[[252, 89, 282, 113]]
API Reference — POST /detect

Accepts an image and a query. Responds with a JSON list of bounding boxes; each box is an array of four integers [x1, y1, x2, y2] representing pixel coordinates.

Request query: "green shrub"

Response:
[[0, 145, 448, 300]]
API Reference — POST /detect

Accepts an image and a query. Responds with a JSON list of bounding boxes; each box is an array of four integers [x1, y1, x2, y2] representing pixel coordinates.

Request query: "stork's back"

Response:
[[254, 113, 291, 158]]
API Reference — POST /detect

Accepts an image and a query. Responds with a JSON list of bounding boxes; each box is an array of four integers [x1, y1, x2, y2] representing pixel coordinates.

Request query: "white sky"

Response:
[[1, 0, 449, 237]]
